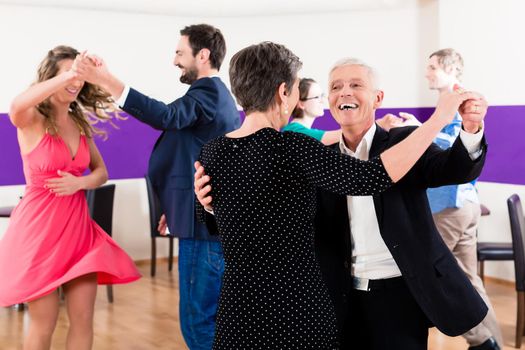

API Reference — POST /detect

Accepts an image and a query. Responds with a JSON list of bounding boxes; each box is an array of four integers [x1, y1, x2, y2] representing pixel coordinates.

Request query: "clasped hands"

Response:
[[67, 50, 107, 85]]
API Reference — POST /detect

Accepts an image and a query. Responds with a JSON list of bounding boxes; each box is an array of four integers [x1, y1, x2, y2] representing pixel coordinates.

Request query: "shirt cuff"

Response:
[[459, 121, 484, 160], [115, 85, 130, 107], [205, 207, 215, 216]]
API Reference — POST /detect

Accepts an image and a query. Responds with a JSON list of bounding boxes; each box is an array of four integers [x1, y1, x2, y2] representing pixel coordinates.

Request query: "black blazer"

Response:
[[314, 124, 488, 338]]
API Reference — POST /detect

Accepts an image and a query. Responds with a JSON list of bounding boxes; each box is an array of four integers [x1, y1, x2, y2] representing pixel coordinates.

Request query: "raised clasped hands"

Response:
[[435, 84, 487, 133], [70, 50, 107, 86], [458, 90, 487, 133]]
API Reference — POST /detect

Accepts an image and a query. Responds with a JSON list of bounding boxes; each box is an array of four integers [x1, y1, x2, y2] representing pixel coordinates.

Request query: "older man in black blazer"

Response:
[[195, 57, 491, 349], [315, 58, 492, 350]]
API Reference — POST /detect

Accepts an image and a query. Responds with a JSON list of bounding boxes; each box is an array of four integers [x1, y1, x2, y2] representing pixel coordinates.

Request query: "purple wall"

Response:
[[1, 105, 524, 186], [0, 114, 160, 186], [312, 106, 525, 186]]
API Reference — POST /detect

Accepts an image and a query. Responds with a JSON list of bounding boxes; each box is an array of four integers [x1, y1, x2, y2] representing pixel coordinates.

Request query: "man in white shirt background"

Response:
[[376, 49, 502, 350]]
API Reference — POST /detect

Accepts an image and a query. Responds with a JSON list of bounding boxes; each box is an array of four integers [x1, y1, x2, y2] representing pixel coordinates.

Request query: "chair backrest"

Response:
[[508, 194, 525, 291], [86, 184, 116, 237], [145, 175, 163, 237]]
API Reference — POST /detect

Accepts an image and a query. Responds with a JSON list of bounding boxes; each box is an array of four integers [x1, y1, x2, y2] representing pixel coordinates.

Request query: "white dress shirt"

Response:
[[339, 123, 484, 280], [115, 85, 131, 107]]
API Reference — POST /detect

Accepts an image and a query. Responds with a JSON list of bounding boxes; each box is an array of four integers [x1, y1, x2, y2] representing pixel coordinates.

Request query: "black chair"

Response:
[[0, 206, 14, 218], [86, 184, 116, 303], [477, 203, 513, 282], [508, 194, 525, 348], [0, 206, 24, 310], [145, 175, 174, 277]]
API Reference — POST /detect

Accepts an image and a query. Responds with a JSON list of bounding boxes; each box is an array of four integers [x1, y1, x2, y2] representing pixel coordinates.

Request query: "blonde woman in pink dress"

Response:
[[0, 46, 141, 350]]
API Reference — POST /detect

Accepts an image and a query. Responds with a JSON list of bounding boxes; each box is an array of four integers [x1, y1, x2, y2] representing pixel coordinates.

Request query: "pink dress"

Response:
[[0, 132, 141, 306]]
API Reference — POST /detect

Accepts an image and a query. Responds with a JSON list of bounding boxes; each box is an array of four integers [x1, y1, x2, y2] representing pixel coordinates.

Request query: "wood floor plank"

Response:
[[0, 262, 522, 349], [0, 262, 188, 350]]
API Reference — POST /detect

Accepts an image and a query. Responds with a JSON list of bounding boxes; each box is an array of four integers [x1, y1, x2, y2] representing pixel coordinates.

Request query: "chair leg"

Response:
[[479, 261, 485, 284], [106, 285, 114, 303], [517, 291, 525, 348], [168, 236, 174, 272], [516, 292, 525, 340], [151, 237, 157, 277]]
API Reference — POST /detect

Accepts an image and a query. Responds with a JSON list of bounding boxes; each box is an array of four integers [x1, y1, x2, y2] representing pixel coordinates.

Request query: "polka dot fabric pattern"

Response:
[[199, 128, 392, 349]]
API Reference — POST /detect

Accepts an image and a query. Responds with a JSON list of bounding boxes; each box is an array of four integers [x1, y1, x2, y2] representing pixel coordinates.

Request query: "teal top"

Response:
[[282, 122, 325, 141]]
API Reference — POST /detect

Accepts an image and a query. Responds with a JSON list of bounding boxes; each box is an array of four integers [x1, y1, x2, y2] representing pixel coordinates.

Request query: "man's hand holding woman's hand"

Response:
[[194, 161, 213, 211]]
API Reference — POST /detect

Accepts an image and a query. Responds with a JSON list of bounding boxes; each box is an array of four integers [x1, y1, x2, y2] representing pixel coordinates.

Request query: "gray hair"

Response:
[[329, 58, 380, 89], [429, 48, 464, 81], [229, 41, 302, 115]]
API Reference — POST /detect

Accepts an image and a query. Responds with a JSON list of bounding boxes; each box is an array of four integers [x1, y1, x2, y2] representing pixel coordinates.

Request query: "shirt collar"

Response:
[[339, 123, 377, 157]]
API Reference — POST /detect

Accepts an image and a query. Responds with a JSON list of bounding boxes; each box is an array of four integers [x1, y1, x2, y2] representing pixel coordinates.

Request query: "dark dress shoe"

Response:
[[467, 337, 501, 350]]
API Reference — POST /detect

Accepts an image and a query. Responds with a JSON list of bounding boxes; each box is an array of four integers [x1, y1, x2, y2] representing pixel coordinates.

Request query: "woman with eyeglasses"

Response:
[[283, 77, 342, 145]]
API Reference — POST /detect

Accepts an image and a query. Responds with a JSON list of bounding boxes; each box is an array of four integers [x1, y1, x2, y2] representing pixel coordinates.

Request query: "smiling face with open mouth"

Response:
[[173, 35, 200, 85], [328, 64, 383, 132], [53, 59, 85, 104]]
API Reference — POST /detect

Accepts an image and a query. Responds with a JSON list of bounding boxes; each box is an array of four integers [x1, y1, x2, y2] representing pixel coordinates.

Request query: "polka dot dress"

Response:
[[199, 128, 392, 350]]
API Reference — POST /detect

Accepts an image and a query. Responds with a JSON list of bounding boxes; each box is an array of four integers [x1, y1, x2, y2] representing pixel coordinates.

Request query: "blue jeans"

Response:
[[178, 239, 224, 350]]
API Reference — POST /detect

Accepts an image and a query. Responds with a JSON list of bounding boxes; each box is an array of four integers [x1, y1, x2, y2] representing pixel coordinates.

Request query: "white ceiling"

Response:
[[0, 0, 419, 17]]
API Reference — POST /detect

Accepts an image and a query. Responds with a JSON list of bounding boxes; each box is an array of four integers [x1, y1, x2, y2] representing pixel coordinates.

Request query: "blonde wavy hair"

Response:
[[35, 45, 124, 139]]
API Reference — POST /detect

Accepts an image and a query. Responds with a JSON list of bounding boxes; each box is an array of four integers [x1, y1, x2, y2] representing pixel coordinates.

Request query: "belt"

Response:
[[352, 276, 405, 292]]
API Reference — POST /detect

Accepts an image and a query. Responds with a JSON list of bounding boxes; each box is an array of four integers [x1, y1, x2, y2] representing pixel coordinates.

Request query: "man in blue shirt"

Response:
[[378, 49, 502, 350], [426, 49, 501, 350]]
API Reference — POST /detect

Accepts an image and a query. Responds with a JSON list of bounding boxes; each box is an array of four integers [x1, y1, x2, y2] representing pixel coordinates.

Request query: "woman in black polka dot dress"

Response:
[[198, 42, 461, 349]]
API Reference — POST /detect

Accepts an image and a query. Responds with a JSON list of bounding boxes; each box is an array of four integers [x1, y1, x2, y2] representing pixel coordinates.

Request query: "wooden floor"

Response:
[[0, 261, 523, 349]]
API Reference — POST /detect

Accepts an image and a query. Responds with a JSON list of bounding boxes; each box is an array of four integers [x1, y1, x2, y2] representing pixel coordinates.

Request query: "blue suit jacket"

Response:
[[123, 77, 240, 240]]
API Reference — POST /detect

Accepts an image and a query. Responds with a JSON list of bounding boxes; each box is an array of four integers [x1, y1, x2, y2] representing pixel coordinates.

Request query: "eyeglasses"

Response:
[[300, 93, 326, 101]]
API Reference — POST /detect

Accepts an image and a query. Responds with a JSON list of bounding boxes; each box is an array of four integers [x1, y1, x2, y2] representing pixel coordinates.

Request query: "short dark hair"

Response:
[[291, 78, 316, 119], [180, 24, 226, 70], [229, 42, 302, 115]]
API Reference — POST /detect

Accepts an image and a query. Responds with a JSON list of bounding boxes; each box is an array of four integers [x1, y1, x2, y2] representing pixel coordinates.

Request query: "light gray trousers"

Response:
[[433, 201, 503, 347]]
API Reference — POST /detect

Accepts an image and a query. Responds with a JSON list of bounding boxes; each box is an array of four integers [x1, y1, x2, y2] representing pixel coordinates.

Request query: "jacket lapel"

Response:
[[369, 123, 389, 157], [330, 126, 390, 248], [330, 143, 353, 250], [369, 124, 390, 225]]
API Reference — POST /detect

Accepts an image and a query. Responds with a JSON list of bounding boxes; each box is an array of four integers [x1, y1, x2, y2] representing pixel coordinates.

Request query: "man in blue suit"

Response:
[[78, 24, 240, 349]]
